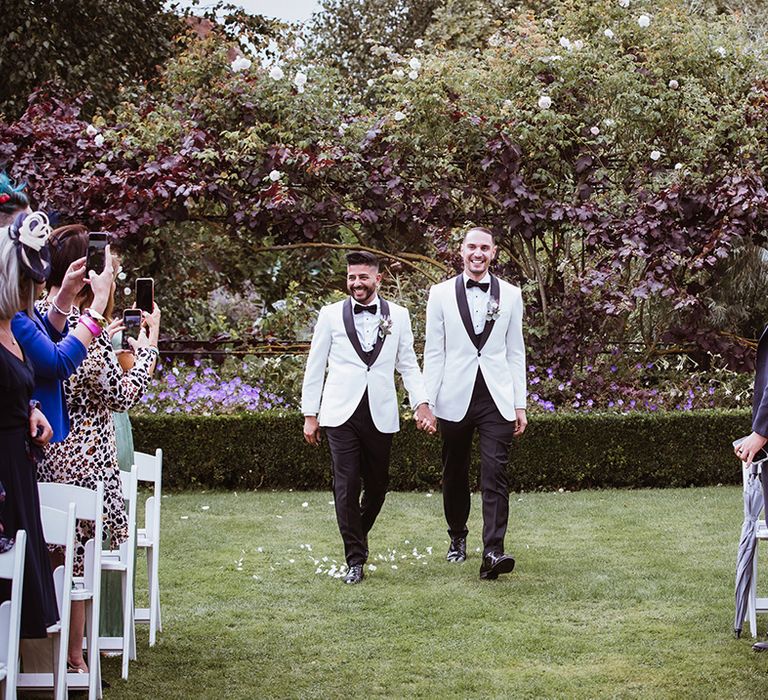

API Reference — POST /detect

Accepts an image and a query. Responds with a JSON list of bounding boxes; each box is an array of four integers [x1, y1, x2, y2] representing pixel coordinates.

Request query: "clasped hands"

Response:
[[414, 403, 437, 435]]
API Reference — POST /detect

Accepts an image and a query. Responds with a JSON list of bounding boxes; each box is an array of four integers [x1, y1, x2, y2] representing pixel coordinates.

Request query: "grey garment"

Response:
[[734, 466, 765, 636]]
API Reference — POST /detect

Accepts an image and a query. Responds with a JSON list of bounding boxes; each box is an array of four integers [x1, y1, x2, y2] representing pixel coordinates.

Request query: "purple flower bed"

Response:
[[134, 360, 287, 415]]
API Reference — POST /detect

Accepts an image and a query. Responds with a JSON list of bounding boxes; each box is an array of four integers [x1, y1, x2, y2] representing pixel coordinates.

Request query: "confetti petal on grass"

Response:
[[368, 564, 377, 572], [302, 502, 309, 508], [391, 565, 398, 570], [180, 516, 189, 520], [201, 505, 210, 511], [426, 493, 433, 497]]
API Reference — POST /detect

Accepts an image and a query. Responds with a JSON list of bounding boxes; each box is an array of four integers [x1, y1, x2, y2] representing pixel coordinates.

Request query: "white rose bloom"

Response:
[[573, 39, 584, 50], [269, 170, 282, 181], [716, 46, 726, 57], [549, 55, 563, 61], [538, 95, 552, 110], [367, 78, 375, 87], [650, 150, 662, 161], [668, 79, 679, 89], [543, 18, 554, 27], [231, 56, 252, 72], [604, 28, 614, 39], [86, 124, 99, 136], [415, 39, 424, 48], [409, 57, 421, 71], [603, 118, 615, 127], [393, 69, 405, 79], [393, 111, 406, 121], [559, 36, 571, 50], [94, 134, 105, 147], [502, 99, 513, 110], [674, 162, 683, 170], [590, 126, 600, 135], [123, 287, 131, 296], [637, 14, 651, 28], [294, 71, 307, 88], [269, 65, 284, 81], [619, 0, 630, 7]]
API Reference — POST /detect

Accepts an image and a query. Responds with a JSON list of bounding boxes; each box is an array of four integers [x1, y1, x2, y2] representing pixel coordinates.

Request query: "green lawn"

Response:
[[100, 487, 768, 699]]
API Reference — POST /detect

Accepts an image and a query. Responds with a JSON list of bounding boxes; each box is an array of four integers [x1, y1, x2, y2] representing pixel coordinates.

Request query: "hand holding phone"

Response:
[[86, 232, 109, 276], [121, 309, 143, 351]]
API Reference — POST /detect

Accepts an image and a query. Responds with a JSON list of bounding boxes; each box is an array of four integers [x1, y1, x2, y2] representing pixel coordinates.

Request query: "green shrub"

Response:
[[131, 409, 750, 491]]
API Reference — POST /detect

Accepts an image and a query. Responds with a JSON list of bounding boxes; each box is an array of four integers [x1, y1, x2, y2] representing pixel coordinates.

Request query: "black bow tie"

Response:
[[466, 279, 489, 292], [354, 304, 377, 315]]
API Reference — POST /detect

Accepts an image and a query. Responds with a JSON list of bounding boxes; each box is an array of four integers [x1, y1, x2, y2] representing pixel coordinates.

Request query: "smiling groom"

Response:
[[301, 251, 436, 585], [423, 227, 527, 580]]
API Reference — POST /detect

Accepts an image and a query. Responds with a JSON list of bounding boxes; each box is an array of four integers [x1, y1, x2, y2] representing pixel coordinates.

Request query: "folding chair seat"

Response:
[[0, 530, 26, 700], [100, 464, 138, 679], [134, 449, 163, 646], [36, 482, 105, 699]]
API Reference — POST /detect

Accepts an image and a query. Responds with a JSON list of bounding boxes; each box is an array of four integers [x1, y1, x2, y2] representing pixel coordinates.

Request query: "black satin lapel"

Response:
[[455, 275, 479, 348], [368, 298, 390, 367], [343, 298, 368, 364], [477, 275, 500, 351]]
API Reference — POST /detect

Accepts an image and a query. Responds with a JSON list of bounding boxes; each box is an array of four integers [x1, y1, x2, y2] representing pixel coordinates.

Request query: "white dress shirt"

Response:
[[352, 295, 381, 352], [463, 273, 491, 334]]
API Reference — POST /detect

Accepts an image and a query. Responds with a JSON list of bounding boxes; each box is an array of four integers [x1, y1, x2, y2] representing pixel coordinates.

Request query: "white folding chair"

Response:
[[134, 449, 163, 646], [100, 464, 138, 679], [36, 504, 76, 700], [0, 529, 26, 700], [37, 482, 105, 699], [743, 462, 768, 637]]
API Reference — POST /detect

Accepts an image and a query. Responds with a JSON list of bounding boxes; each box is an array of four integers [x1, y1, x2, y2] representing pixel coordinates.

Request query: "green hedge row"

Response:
[[131, 409, 752, 491]]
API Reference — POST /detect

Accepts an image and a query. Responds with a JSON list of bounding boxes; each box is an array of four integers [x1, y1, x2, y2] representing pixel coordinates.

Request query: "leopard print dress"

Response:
[[38, 303, 155, 575]]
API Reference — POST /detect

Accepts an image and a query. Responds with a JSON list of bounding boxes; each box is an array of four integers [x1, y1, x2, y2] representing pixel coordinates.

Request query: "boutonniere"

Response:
[[486, 298, 501, 322], [378, 315, 393, 338]]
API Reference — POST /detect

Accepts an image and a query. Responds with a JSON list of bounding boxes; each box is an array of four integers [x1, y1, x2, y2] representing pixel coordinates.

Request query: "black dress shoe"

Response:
[[446, 536, 467, 563], [479, 552, 515, 580], [344, 564, 364, 584]]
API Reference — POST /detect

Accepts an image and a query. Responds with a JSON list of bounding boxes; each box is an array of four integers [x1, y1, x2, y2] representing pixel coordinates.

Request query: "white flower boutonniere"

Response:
[[378, 315, 393, 338], [486, 298, 501, 322]]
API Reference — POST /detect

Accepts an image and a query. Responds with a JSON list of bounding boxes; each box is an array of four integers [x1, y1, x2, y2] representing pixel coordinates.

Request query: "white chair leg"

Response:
[[148, 546, 158, 645]]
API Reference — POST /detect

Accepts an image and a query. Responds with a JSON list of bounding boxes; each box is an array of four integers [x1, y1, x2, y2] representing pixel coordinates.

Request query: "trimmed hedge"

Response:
[[131, 409, 752, 491]]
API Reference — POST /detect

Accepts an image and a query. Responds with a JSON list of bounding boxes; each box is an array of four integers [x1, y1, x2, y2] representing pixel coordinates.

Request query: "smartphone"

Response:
[[733, 436, 768, 464], [86, 232, 108, 276], [122, 309, 143, 350], [135, 278, 154, 314]]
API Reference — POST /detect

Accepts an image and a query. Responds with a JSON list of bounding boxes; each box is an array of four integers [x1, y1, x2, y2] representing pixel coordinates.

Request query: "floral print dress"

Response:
[[39, 304, 155, 574]]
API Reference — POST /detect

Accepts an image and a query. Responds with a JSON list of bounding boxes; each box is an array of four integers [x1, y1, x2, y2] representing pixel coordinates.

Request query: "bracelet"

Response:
[[83, 307, 107, 329], [147, 346, 160, 357], [51, 298, 73, 317], [78, 314, 102, 337]]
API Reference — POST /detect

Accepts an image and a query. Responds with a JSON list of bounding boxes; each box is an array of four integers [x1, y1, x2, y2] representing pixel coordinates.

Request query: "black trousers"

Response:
[[325, 393, 394, 566], [438, 370, 516, 557]]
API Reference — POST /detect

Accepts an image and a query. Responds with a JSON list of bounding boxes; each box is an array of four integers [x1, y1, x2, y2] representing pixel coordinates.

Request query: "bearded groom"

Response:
[[301, 251, 436, 584]]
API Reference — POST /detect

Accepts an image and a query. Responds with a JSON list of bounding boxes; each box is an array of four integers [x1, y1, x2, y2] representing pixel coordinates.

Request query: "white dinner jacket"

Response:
[[301, 297, 428, 433], [423, 274, 526, 422]]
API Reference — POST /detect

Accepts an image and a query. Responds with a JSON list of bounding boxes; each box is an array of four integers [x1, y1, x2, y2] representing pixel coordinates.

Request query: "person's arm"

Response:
[[422, 286, 445, 409], [45, 256, 87, 334], [393, 308, 435, 432], [505, 286, 528, 436], [301, 307, 332, 446], [12, 311, 88, 380]]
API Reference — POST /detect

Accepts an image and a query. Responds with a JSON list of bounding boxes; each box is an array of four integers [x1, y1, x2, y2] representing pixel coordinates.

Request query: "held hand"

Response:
[[55, 256, 87, 309], [87, 245, 118, 313], [303, 416, 322, 446], [414, 403, 437, 435], [143, 303, 161, 345], [735, 432, 768, 464], [513, 408, 527, 437], [29, 408, 53, 446], [106, 318, 124, 340]]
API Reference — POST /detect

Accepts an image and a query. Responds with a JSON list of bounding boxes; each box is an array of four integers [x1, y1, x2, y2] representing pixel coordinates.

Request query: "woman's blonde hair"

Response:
[[0, 227, 35, 319]]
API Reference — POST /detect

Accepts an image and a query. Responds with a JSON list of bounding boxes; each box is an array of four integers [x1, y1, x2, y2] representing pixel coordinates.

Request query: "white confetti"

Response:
[[302, 502, 309, 508], [201, 505, 210, 511]]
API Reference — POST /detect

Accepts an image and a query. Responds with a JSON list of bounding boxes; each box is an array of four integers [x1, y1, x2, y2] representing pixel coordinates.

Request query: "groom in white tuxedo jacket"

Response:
[[302, 251, 435, 584], [423, 227, 527, 580]]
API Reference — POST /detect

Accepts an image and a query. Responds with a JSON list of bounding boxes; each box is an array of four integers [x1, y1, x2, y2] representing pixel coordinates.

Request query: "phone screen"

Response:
[[135, 278, 154, 314], [86, 232, 108, 275], [122, 310, 143, 350]]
